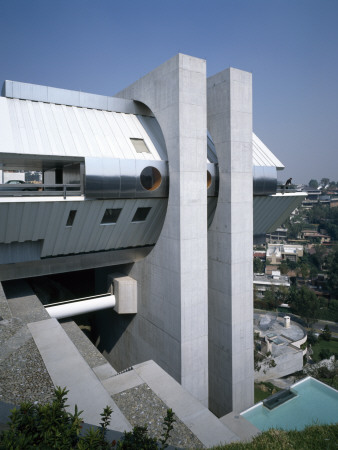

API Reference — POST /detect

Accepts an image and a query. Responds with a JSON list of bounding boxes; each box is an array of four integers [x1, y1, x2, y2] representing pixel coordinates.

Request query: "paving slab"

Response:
[[220, 411, 260, 442], [133, 360, 240, 447], [102, 369, 143, 395], [5, 280, 50, 323], [0, 325, 31, 364], [93, 363, 117, 381], [28, 318, 131, 431]]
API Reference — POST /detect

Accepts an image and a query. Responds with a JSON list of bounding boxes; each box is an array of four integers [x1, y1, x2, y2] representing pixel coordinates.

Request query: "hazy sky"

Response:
[[0, 0, 337, 184]]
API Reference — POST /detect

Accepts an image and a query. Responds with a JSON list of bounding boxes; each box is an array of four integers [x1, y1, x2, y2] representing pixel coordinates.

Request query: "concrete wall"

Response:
[[101, 54, 209, 406], [207, 68, 254, 415], [255, 350, 303, 382]]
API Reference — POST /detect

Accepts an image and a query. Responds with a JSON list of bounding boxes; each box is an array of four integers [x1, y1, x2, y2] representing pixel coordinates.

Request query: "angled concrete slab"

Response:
[[133, 360, 240, 447], [93, 363, 117, 381], [28, 318, 131, 431]]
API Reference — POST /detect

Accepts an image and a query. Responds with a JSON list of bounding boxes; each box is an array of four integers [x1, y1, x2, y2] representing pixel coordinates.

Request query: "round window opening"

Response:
[[207, 170, 212, 189], [140, 166, 162, 191]]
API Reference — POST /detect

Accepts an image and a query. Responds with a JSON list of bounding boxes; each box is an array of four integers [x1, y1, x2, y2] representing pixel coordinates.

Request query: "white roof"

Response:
[[0, 97, 167, 161], [252, 133, 284, 169]]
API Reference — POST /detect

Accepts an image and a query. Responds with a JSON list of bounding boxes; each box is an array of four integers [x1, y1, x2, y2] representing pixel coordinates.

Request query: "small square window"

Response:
[[66, 210, 77, 227], [101, 208, 122, 225], [132, 207, 151, 222], [130, 138, 150, 153]]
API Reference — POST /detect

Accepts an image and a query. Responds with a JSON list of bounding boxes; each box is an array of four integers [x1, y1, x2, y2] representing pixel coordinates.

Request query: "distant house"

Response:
[[253, 251, 266, 261], [301, 230, 331, 244], [330, 198, 338, 208], [266, 243, 303, 264], [266, 227, 288, 243], [253, 271, 290, 299]]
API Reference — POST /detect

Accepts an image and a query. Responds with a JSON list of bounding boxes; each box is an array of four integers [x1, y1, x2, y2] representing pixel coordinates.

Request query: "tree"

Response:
[[291, 286, 320, 327], [300, 263, 310, 280], [279, 261, 288, 275], [320, 178, 330, 188], [286, 259, 297, 271], [264, 289, 276, 310], [253, 257, 264, 273], [319, 348, 331, 360], [321, 324, 332, 341], [309, 179, 318, 189], [276, 285, 288, 305], [327, 247, 338, 298], [307, 329, 318, 345]]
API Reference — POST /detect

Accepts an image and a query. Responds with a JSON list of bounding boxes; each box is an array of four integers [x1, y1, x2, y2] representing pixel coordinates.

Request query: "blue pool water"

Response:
[[242, 377, 338, 431]]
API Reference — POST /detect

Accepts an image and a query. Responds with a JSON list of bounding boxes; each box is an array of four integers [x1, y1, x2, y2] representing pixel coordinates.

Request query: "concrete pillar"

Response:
[[207, 68, 254, 415], [111, 54, 208, 405]]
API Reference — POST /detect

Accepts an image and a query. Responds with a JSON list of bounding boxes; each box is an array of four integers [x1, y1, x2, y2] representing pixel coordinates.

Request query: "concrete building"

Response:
[[253, 272, 290, 299], [0, 54, 304, 417], [266, 243, 304, 264], [254, 312, 306, 381], [266, 227, 288, 243]]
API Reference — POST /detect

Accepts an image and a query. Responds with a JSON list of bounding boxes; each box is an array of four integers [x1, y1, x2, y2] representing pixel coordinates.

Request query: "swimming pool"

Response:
[[241, 377, 338, 431]]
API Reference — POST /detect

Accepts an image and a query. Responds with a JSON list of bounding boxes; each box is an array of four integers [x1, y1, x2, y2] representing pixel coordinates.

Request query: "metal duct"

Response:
[[85, 157, 169, 199], [45, 294, 116, 319]]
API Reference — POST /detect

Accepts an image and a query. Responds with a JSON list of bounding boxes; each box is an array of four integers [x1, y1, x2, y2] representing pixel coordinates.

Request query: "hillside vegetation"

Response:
[[212, 423, 338, 450]]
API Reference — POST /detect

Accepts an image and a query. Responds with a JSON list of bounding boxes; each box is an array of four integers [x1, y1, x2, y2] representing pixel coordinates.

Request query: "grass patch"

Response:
[[311, 337, 338, 362], [254, 382, 280, 403], [211, 423, 338, 449]]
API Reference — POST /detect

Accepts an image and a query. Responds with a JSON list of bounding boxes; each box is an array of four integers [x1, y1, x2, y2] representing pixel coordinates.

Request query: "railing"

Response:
[[276, 185, 302, 194], [0, 183, 82, 199]]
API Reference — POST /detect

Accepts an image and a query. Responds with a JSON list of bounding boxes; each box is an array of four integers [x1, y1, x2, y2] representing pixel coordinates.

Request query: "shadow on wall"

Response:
[[92, 308, 135, 371], [91, 263, 135, 371]]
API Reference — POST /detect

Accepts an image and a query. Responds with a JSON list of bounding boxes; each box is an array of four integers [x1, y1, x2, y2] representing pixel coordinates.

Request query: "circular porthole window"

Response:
[[140, 167, 162, 191], [207, 170, 212, 189]]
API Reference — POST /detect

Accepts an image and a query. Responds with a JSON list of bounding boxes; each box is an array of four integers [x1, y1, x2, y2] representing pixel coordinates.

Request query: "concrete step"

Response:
[[28, 318, 131, 432], [93, 363, 117, 381]]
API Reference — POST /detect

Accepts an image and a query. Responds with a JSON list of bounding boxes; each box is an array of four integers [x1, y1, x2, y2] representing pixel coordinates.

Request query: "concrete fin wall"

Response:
[[207, 68, 254, 415], [105, 54, 209, 406]]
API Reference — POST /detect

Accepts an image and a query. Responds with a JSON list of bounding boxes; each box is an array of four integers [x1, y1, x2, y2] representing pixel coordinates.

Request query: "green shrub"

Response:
[[0, 387, 175, 449], [319, 348, 331, 360]]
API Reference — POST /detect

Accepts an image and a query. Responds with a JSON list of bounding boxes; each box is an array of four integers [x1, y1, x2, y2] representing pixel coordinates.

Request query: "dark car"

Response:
[[0, 180, 40, 191]]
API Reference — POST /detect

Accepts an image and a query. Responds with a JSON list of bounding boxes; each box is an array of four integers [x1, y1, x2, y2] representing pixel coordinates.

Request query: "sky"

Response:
[[0, 0, 337, 184]]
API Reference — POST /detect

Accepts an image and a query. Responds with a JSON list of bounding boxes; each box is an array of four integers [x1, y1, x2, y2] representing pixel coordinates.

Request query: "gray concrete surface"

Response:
[[108, 53, 209, 406], [207, 68, 254, 415], [254, 313, 305, 381], [220, 412, 260, 442], [28, 318, 131, 431], [111, 274, 137, 314], [113, 382, 203, 449], [132, 360, 240, 447]]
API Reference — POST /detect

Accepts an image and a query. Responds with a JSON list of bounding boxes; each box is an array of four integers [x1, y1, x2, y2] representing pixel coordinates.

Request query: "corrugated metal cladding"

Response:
[[0, 198, 166, 259], [208, 131, 284, 169], [252, 133, 284, 169], [0, 97, 167, 161], [253, 194, 305, 237], [0, 241, 43, 264]]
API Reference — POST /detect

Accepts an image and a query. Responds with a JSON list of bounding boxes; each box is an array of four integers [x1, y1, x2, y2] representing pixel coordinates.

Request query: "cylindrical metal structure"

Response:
[[45, 294, 116, 320]]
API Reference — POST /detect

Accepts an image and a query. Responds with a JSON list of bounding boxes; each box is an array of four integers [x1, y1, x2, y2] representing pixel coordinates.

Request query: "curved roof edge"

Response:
[[1, 80, 153, 117], [253, 133, 285, 170]]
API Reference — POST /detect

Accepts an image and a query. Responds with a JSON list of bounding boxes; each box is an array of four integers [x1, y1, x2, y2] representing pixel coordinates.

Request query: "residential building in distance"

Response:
[[253, 271, 290, 299], [266, 243, 304, 265], [266, 227, 288, 243]]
